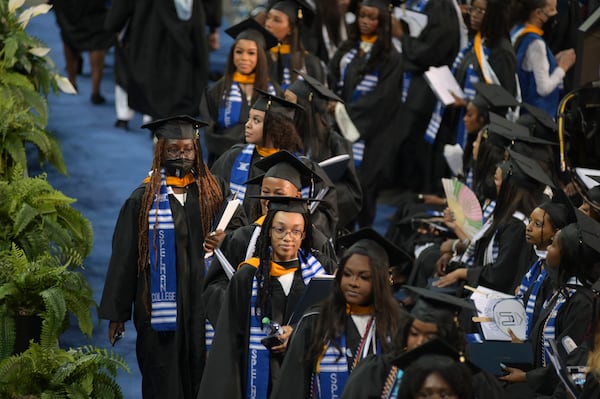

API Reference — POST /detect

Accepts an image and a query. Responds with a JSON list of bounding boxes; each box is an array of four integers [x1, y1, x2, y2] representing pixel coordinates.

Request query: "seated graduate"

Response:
[[434, 149, 550, 295], [500, 211, 600, 398], [516, 189, 574, 339], [197, 196, 333, 398], [210, 89, 339, 238], [285, 71, 362, 234], [270, 228, 411, 399], [203, 150, 337, 328], [200, 17, 280, 166], [341, 287, 506, 399]]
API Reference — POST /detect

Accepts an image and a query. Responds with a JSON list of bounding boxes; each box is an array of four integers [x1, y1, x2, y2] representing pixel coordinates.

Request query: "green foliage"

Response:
[[0, 246, 95, 355], [0, 164, 93, 262], [0, 0, 70, 176], [0, 343, 130, 399]]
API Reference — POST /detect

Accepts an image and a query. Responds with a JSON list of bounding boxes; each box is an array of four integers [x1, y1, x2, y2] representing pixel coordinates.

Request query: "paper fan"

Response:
[[442, 178, 483, 239]]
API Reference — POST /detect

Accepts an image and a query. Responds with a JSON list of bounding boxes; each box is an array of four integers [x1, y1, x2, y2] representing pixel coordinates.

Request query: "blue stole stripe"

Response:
[[400, 0, 430, 101], [338, 47, 380, 102], [230, 144, 256, 201], [352, 141, 364, 169], [218, 83, 243, 128], [315, 337, 349, 398], [205, 319, 215, 352], [148, 171, 177, 331], [525, 269, 547, 338], [246, 252, 328, 398], [542, 277, 578, 366]]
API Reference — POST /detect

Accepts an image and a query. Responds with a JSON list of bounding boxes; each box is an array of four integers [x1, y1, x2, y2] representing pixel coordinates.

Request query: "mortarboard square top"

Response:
[[244, 150, 320, 189], [337, 227, 411, 267], [473, 82, 519, 109], [486, 113, 557, 146], [141, 115, 207, 140], [520, 103, 557, 132], [224, 17, 279, 50], [575, 208, 600, 254], [391, 339, 479, 373], [506, 148, 556, 189], [403, 285, 477, 313], [361, 0, 395, 12], [252, 88, 304, 117], [287, 70, 344, 103]]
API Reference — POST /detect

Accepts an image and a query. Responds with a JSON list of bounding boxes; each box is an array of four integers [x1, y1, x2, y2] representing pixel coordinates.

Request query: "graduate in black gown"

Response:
[[341, 286, 507, 399], [203, 151, 337, 328], [210, 91, 339, 237], [270, 228, 411, 398], [328, 0, 403, 227], [200, 18, 280, 166], [285, 71, 362, 234], [102, 0, 221, 118], [197, 197, 334, 398], [500, 211, 600, 398], [392, 0, 461, 195], [264, 0, 325, 89], [98, 116, 229, 399]]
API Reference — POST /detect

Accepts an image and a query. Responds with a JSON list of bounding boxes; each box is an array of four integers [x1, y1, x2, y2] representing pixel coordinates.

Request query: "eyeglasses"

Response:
[[271, 226, 304, 240], [468, 5, 486, 16]]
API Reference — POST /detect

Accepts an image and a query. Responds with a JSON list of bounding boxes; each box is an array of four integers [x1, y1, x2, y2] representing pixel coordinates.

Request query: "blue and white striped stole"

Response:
[[230, 144, 256, 201], [542, 278, 579, 366], [218, 82, 243, 128], [148, 171, 178, 331]]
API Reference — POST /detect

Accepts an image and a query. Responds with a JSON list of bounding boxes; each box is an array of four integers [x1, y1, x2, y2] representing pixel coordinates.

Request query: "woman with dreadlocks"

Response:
[[99, 116, 232, 399], [198, 196, 334, 398]]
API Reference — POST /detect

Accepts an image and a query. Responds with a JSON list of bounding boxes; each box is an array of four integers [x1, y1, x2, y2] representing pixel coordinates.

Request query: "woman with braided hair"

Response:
[[99, 115, 237, 399], [198, 196, 334, 398]]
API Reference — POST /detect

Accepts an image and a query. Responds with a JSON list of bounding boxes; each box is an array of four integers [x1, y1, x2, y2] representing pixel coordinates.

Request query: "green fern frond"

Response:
[[39, 287, 66, 348]]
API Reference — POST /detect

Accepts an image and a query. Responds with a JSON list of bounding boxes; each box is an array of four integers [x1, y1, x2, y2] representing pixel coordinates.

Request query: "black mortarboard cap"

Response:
[[337, 227, 412, 267], [473, 82, 519, 110], [244, 150, 321, 189], [487, 113, 557, 146], [250, 195, 320, 214], [391, 339, 478, 373], [543, 187, 577, 228], [506, 148, 556, 188], [575, 209, 600, 254], [270, 0, 315, 26], [404, 285, 477, 313], [520, 103, 557, 133], [361, 0, 395, 12], [288, 70, 344, 103], [252, 88, 304, 118], [225, 17, 279, 50], [141, 115, 207, 139]]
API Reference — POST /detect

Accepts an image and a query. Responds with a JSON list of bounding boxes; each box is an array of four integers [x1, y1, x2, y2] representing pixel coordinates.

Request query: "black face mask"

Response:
[[542, 13, 559, 36], [163, 158, 194, 178]]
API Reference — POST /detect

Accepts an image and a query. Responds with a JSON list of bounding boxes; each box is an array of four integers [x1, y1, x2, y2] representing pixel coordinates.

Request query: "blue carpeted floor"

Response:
[[26, 10, 397, 398]]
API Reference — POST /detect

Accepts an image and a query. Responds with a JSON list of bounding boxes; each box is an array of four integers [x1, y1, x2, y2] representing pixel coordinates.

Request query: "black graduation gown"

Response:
[[466, 217, 537, 295], [103, 0, 221, 118], [99, 183, 210, 399], [210, 144, 339, 237], [523, 288, 594, 398], [394, 0, 461, 194], [328, 43, 403, 226], [202, 222, 337, 327], [340, 351, 509, 399], [52, 0, 114, 51], [269, 51, 326, 88], [198, 262, 324, 398], [270, 310, 371, 399]]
